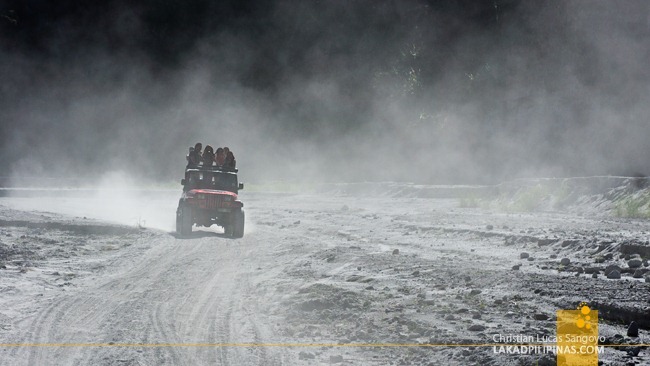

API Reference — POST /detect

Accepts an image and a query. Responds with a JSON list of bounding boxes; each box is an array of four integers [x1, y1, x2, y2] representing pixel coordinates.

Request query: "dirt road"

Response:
[[0, 219, 290, 364], [0, 191, 648, 365]]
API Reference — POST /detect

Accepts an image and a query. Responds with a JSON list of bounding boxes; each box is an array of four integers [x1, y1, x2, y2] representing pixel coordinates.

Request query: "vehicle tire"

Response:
[[232, 210, 245, 238], [178, 204, 193, 237], [176, 206, 182, 234], [223, 222, 233, 237]]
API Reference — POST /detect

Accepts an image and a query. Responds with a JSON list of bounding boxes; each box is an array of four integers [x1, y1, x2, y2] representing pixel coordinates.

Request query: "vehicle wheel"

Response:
[[175, 201, 184, 233], [232, 210, 245, 238], [178, 204, 193, 237], [223, 222, 234, 237]]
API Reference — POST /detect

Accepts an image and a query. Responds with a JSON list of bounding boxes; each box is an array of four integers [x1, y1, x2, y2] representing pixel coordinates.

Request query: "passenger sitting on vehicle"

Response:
[[202, 145, 215, 166], [225, 151, 236, 168], [187, 142, 202, 166], [214, 147, 226, 166]]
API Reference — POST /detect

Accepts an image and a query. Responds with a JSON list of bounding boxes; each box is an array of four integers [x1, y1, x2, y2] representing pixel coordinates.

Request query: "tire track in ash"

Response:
[[213, 245, 294, 366], [11, 297, 77, 365], [222, 234, 297, 366], [144, 240, 231, 366], [234, 273, 288, 366], [7, 235, 194, 365], [22, 293, 130, 365], [78, 235, 256, 366], [212, 268, 261, 365], [5, 225, 298, 365], [149, 301, 184, 365], [11, 292, 112, 365], [79, 239, 205, 366], [173, 242, 239, 366], [217, 289, 234, 366], [172, 233, 293, 365]]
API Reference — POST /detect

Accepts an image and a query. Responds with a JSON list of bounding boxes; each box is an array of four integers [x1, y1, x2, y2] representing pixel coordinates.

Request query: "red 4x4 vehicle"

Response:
[[176, 166, 245, 238]]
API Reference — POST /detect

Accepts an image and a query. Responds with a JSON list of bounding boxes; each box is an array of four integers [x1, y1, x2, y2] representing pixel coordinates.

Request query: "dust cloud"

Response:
[[3, 171, 178, 231], [1, 0, 649, 188]]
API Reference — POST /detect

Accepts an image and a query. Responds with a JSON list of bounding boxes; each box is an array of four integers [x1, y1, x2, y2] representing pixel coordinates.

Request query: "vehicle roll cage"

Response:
[[181, 165, 243, 193], [185, 164, 238, 173]]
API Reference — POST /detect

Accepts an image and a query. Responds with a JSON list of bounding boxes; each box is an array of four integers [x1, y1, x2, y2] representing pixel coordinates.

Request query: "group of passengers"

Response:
[[187, 142, 236, 169]]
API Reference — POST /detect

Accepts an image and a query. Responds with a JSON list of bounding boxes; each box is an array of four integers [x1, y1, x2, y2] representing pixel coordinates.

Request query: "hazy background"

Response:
[[1, 0, 649, 186]]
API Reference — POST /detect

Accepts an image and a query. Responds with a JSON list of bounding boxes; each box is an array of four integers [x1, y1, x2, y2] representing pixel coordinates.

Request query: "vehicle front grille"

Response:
[[205, 195, 223, 209]]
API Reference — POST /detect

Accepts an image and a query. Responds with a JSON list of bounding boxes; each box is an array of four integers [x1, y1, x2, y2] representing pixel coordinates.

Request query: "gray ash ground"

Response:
[[0, 209, 144, 274], [253, 196, 650, 365], [0, 191, 649, 365], [0, 207, 152, 338]]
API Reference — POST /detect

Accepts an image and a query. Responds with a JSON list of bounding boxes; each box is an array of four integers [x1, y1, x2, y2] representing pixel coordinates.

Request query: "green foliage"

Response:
[[551, 184, 572, 210], [511, 185, 549, 212], [245, 181, 317, 193], [458, 193, 479, 208], [458, 191, 495, 210], [492, 182, 571, 213], [613, 193, 650, 219]]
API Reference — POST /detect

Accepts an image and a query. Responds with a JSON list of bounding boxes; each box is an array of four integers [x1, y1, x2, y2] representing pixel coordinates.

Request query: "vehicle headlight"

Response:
[[223, 196, 233, 202], [197, 194, 206, 200]]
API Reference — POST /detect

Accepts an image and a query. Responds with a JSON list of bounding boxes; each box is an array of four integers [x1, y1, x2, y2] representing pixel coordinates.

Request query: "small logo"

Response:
[[575, 302, 593, 330]]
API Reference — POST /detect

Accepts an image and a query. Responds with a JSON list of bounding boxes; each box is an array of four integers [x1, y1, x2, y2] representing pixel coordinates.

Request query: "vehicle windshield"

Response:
[[185, 171, 238, 192]]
